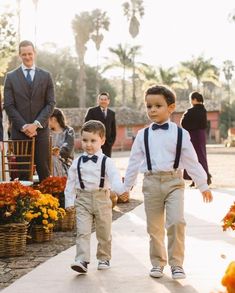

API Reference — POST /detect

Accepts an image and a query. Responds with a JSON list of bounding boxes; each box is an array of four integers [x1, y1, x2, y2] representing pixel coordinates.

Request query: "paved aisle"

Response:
[[2, 189, 235, 293]]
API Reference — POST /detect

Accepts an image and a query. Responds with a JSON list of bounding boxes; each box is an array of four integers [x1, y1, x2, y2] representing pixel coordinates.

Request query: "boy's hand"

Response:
[[202, 190, 213, 203], [119, 192, 129, 202]]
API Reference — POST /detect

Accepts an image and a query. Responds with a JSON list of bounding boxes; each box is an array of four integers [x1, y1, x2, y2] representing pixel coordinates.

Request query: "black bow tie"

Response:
[[152, 123, 169, 130], [82, 155, 98, 163]]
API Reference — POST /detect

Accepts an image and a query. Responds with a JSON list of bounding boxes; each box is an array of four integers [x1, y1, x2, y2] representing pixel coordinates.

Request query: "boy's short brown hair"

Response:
[[145, 85, 176, 106], [81, 120, 106, 138]]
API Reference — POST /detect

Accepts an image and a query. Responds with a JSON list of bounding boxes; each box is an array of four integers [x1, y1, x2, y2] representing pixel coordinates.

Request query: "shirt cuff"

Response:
[[33, 120, 43, 129], [197, 183, 209, 193]]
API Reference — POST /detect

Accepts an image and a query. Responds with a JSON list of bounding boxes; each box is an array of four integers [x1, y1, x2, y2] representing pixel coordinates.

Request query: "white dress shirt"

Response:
[[124, 120, 208, 193], [21, 64, 36, 81], [65, 149, 124, 208]]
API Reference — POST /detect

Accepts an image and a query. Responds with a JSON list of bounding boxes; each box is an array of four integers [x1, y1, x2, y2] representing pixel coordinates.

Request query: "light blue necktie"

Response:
[[25, 69, 32, 85]]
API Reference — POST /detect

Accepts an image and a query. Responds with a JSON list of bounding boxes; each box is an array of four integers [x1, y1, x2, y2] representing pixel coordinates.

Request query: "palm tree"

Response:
[[90, 9, 110, 95], [122, 0, 144, 38], [128, 45, 141, 104], [158, 66, 180, 87], [72, 12, 93, 107], [104, 44, 133, 105], [181, 55, 219, 90]]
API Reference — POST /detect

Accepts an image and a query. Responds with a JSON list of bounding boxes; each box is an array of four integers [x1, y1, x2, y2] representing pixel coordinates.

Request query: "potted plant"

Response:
[[25, 193, 66, 242], [37, 176, 76, 231], [38, 176, 67, 207], [0, 181, 40, 257]]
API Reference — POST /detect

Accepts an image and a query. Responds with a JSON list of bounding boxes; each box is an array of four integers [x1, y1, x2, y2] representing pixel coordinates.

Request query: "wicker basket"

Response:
[[54, 208, 76, 232], [0, 223, 28, 257], [31, 225, 53, 243]]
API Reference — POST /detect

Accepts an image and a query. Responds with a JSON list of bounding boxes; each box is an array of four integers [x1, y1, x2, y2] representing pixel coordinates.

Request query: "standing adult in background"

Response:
[[49, 108, 75, 177], [181, 91, 212, 186], [84, 92, 116, 157], [4, 40, 56, 181]]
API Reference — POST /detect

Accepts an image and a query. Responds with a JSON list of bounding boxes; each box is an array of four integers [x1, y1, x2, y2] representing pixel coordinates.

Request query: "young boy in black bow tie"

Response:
[[123, 85, 213, 280], [65, 120, 128, 274]]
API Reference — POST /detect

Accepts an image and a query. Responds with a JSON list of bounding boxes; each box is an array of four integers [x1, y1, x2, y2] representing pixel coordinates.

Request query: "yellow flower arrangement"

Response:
[[25, 193, 66, 233], [37, 176, 67, 208], [0, 181, 40, 224]]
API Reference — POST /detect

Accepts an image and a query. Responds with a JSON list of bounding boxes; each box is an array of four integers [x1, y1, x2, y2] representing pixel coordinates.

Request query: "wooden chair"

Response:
[[1, 137, 35, 182], [49, 135, 53, 176]]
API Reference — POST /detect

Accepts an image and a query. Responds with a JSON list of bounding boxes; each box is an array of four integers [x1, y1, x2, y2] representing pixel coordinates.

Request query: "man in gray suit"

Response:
[[4, 40, 55, 181]]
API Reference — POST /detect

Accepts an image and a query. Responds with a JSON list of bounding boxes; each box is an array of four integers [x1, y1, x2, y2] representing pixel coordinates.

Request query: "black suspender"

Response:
[[77, 156, 85, 189], [100, 156, 107, 188], [173, 127, 183, 169], [144, 126, 183, 171], [77, 155, 107, 189], [144, 127, 152, 171]]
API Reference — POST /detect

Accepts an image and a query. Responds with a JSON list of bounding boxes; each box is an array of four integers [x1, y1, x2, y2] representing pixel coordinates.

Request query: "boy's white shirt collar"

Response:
[[150, 119, 170, 126], [83, 149, 103, 157]]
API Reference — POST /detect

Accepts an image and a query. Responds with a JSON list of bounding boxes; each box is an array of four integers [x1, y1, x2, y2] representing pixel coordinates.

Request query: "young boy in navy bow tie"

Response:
[[65, 120, 128, 274], [123, 85, 213, 280]]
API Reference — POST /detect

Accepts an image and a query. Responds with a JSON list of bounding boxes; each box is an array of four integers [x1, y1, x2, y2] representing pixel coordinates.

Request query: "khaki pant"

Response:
[[142, 171, 185, 267], [74, 189, 112, 263]]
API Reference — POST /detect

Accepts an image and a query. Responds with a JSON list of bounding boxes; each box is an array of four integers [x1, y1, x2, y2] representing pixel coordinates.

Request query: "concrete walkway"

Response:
[[2, 188, 235, 293]]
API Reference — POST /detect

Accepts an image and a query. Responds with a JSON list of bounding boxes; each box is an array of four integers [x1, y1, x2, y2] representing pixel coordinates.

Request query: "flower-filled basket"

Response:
[[54, 207, 76, 232], [25, 193, 65, 242], [38, 176, 67, 208], [0, 181, 40, 257], [37, 176, 76, 231]]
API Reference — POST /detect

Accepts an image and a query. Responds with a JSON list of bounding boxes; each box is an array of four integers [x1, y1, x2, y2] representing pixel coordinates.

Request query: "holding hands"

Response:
[[118, 191, 129, 203]]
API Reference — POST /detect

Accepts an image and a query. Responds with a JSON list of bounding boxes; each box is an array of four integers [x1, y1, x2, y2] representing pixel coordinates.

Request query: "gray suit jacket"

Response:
[[4, 66, 56, 139]]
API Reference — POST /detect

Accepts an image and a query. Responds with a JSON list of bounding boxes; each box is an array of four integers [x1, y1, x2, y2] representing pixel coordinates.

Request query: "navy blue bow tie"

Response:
[[152, 123, 169, 130], [82, 155, 98, 163]]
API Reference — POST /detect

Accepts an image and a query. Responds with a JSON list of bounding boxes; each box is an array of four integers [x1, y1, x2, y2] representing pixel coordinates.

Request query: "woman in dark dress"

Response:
[[181, 91, 212, 186]]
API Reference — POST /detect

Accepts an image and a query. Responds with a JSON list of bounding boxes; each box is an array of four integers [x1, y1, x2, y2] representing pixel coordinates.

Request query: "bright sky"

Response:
[[2, 0, 235, 71]]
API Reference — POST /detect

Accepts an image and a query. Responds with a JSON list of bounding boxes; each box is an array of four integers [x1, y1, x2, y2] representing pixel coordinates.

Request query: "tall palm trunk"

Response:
[[77, 54, 86, 108], [122, 65, 126, 105]]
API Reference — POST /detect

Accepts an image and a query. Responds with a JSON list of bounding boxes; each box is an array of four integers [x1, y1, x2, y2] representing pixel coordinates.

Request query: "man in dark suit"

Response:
[[85, 92, 116, 157], [4, 40, 55, 181]]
